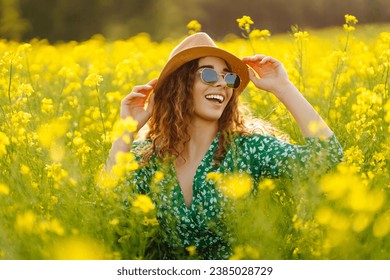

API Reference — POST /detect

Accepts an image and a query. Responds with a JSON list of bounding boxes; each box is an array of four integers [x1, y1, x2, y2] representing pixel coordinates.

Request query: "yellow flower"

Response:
[[206, 172, 223, 182], [186, 245, 197, 256], [249, 29, 271, 40], [352, 213, 372, 233], [52, 237, 107, 259], [187, 20, 202, 34], [143, 217, 159, 226], [236, 15, 254, 32], [343, 14, 358, 32], [111, 116, 138, 142], [372, 211, 390, 238], [41, 98, 54, 114], [45, 163, 68, 182], [37, 119, 68, 148], [153, 171, 164, 183], [84, 73, 103, 87], [216, 173, 253, 199], [229, 245, 260, 260], [15, 211, 37, 233], [38, 219, 65, 235], [109, 218, 120, 226], [0, 132, 10, 157], [319, 170, 358, 200], [17, 83, 34, 97], [345, 14, 358, 25], [258, 178, 275, 191], [20, 164, 31, 175], [315, 207, 333, 225], [95, 169, 119, 189], [133, 194, 155, 213], [294, 30, 309, 40], [111, 151, 139, 178], [0, 183, 10, 195]]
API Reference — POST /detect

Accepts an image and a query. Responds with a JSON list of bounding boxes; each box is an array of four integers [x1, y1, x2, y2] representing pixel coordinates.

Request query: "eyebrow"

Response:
[[197, 65, 230, 72]]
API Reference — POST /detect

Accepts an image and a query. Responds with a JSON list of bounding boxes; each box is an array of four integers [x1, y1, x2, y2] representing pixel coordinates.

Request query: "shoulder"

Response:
[[131, 139, 152, 151], [234, 133, 282, 145], [131, 139, 153, 160]]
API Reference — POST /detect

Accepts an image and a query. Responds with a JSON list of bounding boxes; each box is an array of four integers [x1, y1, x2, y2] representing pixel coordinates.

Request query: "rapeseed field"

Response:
[[0, 15, 389, 259]]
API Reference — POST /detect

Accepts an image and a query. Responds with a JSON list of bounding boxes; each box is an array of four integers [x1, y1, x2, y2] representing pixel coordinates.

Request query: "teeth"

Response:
[[205, 94, 224, 103]]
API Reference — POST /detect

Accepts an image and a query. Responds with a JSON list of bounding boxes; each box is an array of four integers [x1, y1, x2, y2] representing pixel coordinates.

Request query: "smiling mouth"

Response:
[[205, 94, 225, 104]]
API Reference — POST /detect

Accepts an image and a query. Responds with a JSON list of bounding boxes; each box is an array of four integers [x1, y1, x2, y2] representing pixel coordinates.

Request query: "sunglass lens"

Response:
[[201, 68, 218, 84], [225, 73, 240, 89]]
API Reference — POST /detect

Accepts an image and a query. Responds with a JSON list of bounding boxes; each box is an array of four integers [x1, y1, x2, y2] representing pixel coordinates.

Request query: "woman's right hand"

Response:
[[120, 78, 158, 131]]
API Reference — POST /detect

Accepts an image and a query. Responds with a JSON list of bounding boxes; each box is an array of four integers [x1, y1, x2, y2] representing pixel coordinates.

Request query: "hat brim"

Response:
[[154, 46, 249, 95]]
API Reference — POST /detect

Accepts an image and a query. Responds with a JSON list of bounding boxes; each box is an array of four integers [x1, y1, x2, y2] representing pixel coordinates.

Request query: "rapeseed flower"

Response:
[[351, 213, 372, 233], [45, 163, 68, 186], [20, 164, 31, 175], [132, 194, 155, 213], [249, 29, 271, 40], [187, 20, 202, 35], [52, 237, 107, 260], [0, 132, 10, 156], [343, 14, 358, 32], [111, 116, 138, 143], [143, 217, 159, 226], [17, 83, 34, 97], [229, 245, 260, 260], [37, 120, 68, 148], [95, 169, 119, 189], [236, 16, 254, 33], [0, 183, 10, 195], [186, 245, 197, 256], [41, 98, 54, 114], [83, 73, 103, 87], [15, 211, 37, 233], [153, 171, 164, 183], [372, 211, 390, 238], [216, 173, 253, 199], [294, 30, 309, 40], [258, 178, 275, 191]]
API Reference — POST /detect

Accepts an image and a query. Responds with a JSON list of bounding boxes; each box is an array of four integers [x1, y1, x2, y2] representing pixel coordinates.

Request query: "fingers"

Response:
[[146, 92, 155, 115], [133, 78, 158, 94], [122, 78, 158, 102], [146, 78, 158, 87], [242, 54, 267, 62], [243, 54, 278, 66]]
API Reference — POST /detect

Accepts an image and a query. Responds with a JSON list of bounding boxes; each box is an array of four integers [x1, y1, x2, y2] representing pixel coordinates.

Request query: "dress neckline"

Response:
[[172, 133, 220, 210]]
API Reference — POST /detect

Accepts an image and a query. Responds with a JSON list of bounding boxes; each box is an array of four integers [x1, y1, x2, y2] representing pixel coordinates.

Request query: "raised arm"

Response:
[[242, 55, 333, 138], [105, 78, 158, 170]]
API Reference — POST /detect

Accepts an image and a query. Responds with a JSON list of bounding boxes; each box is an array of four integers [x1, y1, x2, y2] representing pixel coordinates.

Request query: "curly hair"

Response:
[[138, 58, 284, 164]]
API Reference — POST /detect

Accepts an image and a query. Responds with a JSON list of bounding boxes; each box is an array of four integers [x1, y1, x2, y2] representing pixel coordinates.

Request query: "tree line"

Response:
[[1, 0, 389, 42]]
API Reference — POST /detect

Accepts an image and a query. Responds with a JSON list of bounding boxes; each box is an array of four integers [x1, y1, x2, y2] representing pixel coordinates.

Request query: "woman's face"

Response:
[[191, 56, 234, 124]]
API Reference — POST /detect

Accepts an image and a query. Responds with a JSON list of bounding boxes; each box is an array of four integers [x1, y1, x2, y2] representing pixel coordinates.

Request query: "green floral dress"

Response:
[[128, 133, 343, 259]]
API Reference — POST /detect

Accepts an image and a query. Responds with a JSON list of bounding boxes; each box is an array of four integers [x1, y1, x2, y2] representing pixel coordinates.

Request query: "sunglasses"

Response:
[[198, 68, 241, 89]]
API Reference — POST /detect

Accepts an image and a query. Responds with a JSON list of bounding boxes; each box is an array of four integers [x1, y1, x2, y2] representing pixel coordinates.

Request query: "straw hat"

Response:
[[154, 32, 249, 94]]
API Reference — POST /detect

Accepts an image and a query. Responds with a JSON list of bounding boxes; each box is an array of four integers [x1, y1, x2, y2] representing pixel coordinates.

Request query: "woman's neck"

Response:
[[178, 119, 218, 163]]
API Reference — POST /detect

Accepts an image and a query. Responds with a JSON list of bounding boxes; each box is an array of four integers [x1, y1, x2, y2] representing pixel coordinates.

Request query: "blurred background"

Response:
[[1, 0, 389, 42]]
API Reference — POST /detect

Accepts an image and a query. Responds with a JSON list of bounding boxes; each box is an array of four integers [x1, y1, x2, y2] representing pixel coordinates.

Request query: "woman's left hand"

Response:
[[242, 55, 291, 95]]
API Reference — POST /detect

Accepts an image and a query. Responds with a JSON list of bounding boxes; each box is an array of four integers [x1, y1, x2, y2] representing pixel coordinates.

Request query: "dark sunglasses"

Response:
[[198, 68, 241, 89]]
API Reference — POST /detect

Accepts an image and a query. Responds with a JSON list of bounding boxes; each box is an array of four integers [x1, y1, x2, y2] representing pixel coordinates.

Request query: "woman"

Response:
[[106, 32, 343, 259]]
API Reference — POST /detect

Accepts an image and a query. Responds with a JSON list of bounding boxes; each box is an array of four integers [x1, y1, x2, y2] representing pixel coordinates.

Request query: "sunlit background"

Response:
[[1, 0, 390, 260], [1, 0, 389, 41]]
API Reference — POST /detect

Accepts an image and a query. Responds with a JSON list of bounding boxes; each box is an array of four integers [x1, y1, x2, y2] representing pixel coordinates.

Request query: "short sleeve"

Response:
[[124, 140, 153, 194], [244, 134, 344, 179]]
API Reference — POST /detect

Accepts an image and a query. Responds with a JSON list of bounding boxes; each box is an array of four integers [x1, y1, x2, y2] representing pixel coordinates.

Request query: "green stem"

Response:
[[8, 61, 13, 114], [327, 32, 350, 118], [96, 85, 107, 152]]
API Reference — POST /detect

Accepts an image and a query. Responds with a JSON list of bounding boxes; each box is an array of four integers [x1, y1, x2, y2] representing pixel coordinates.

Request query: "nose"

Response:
[[214, 74, 228, 88]]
